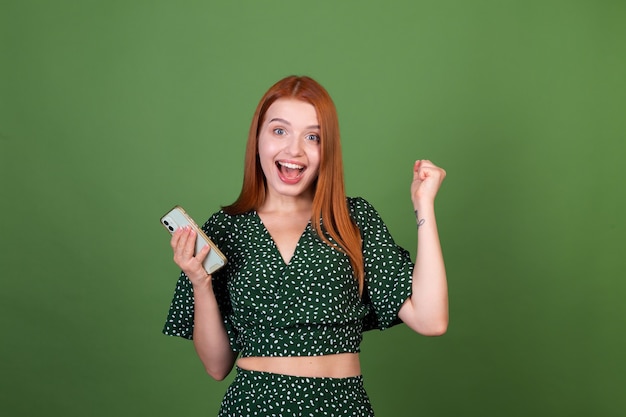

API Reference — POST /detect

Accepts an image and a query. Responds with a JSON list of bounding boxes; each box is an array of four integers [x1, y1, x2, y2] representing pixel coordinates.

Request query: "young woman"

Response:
[[163, 75, 448, 416]]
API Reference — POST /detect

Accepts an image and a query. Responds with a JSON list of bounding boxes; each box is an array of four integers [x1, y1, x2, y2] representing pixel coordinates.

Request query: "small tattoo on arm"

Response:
[[414, 210, 426, 228]]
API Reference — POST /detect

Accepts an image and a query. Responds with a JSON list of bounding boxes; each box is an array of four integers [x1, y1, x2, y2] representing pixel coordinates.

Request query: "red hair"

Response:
[[223, 75, 364, 294]]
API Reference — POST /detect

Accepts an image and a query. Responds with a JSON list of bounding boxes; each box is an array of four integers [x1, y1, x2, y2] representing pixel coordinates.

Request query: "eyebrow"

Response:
[[268, 118, 320, 130]]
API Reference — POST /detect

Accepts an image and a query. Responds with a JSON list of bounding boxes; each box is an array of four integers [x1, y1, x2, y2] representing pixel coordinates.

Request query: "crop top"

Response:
[[162, 197, 414, 357]]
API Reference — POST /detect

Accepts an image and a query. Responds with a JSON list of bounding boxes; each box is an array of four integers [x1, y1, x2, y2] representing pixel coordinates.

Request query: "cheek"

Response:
[[257, 136, 274, 159], [308, 147, 321, 170], [257, 138, 275, 173], [258, 152, 275, 175]]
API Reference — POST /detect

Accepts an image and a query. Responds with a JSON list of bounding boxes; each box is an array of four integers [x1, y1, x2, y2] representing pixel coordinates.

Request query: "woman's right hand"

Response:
[[170, 226, 212, 287], [171, 226, 236, 380]]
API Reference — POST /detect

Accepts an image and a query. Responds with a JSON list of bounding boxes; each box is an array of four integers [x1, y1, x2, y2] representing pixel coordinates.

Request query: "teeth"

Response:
[[279, 161, 304, 170]]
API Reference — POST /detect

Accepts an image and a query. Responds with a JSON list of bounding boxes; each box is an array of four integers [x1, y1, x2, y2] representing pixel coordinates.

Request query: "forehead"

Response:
[[264, 98, 319, 126]]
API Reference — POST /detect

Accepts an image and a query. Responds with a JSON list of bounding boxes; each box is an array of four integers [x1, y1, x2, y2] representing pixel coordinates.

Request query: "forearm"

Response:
[[191, 281, 237, 380], [399, 202, 449, 335]]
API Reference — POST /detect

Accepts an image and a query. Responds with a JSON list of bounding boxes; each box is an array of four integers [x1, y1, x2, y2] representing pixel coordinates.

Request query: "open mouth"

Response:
[[276, 161, 305, 180]]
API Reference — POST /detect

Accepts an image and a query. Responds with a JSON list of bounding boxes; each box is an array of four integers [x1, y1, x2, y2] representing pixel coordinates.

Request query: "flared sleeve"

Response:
[[161, 210, 241, 352], [349, 197, 414, 331]]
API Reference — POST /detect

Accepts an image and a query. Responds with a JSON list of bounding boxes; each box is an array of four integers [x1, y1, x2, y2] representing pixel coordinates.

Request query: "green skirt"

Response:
[[218, 367, 375, 416]]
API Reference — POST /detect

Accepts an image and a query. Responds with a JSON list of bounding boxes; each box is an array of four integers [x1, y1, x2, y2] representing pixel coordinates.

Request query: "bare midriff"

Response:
[[237, 352, 361, 378]]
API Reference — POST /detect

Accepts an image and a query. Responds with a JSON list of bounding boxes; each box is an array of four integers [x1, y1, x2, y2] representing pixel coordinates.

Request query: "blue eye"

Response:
[[273, 128, 286, 135], [306, 134, 320, 142]]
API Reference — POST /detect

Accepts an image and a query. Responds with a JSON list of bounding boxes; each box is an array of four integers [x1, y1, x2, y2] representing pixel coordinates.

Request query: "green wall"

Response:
[[2, 1, 625, 416]]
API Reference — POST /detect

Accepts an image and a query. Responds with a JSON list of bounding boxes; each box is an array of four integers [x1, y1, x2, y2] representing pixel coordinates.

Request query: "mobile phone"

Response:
[[160, 206, 227, 274]]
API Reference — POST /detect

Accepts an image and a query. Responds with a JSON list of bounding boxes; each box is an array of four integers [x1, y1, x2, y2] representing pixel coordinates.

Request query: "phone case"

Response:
[[160, 206, 227, 274]]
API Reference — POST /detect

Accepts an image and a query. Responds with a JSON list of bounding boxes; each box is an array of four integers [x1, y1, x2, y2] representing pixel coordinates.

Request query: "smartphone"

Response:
[[160, 206, 227, 274]]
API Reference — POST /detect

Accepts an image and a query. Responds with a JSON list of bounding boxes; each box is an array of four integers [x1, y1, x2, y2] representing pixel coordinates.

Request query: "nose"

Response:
[[286, 135, 304, 156]]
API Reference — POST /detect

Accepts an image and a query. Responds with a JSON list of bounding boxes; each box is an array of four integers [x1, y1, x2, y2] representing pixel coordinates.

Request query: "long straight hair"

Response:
[[223, 75, 364, 294]]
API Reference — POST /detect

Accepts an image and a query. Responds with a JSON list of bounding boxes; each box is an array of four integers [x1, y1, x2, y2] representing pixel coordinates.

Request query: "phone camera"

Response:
[[162, 217, 176, 232]]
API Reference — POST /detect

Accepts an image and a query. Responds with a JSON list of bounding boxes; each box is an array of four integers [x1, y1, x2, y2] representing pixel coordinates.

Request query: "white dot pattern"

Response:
[[163, 197, 414, 358], [218, 367, 374, 416]]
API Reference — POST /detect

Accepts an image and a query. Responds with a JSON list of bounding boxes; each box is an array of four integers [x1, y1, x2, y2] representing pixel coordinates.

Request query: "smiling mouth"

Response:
[[276, 161, 305, 180]]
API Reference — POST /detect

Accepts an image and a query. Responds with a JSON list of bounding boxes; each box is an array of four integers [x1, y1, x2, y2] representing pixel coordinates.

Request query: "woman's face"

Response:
[[257, 98, 321, 201]]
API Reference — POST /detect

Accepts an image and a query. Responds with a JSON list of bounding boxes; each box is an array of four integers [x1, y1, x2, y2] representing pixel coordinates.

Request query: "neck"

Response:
[[259, 190, 314, 215]]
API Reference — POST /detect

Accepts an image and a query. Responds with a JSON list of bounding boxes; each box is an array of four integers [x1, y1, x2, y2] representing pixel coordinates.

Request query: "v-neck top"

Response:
[[163, 197, 414, 357]]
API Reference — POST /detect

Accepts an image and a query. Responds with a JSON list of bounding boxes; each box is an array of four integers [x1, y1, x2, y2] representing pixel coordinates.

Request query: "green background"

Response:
[[1, 1, 625, 416]]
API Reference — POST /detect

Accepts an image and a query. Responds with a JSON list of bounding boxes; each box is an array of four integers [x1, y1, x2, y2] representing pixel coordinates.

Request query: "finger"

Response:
[[173, 227, 194, 258], [413, 160, 423, 181], [414, 160, 432, 181], [421, 162, 446, 181], [173, 226, 189, 250], [195, 243, 212, 263], [183, 228, 197, 258], [170, 226, 184, 249]]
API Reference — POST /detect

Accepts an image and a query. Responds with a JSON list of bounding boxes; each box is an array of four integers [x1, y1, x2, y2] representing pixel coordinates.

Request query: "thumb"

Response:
[[413, 160, 424, 181]]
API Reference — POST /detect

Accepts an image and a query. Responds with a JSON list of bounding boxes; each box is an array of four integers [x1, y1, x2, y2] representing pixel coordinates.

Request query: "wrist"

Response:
[[412, 200, 435, 212], [190, 274, 213, 292], [413, 203, 435, 229], [413, 209, 426, 228]]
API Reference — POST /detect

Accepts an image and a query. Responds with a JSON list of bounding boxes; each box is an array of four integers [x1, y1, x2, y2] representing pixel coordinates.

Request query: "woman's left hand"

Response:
[[411, 159, 446, 205]]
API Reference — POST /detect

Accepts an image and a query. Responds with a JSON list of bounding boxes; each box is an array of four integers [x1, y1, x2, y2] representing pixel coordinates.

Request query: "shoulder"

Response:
[[202, 209, 253, 240], [346, 196, 374, 213], [204, 208, 255, 225], [347, 196, 381, 224], [204, 209, 234, 226]]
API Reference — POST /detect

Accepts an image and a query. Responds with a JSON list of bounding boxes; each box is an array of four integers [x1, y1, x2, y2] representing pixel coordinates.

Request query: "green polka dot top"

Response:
[[163, 197, 413, 357]]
